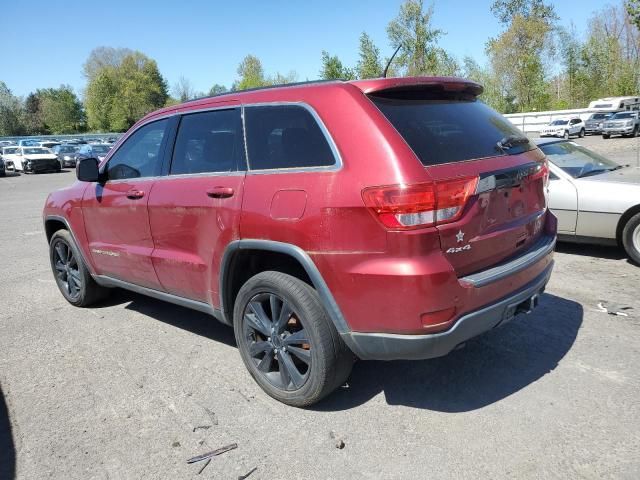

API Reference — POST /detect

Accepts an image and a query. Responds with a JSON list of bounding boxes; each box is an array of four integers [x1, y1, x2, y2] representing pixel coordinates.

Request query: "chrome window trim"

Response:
[[242, 102, 343, 174], [100, 101, 343, 183]]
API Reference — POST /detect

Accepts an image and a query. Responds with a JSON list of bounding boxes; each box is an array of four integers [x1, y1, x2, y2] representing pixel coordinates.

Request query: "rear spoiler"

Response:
[[350, 76, 483, 97]]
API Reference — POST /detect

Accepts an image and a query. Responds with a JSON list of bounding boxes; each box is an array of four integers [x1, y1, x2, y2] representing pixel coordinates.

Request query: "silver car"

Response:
[[536, 139, 640, 264]]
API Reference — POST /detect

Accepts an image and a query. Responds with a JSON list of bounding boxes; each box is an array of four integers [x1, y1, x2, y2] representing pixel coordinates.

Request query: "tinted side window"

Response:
[[106, 119, 168, 180], [170, 109, 245, 175], [244, 105, 335, 170]]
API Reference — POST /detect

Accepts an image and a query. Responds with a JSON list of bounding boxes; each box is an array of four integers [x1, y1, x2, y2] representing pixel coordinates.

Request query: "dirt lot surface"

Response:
[[1, 136, 639, 479]]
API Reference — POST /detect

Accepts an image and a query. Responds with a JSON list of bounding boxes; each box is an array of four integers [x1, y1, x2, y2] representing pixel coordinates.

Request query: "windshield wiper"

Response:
[[496, 135, 530, 153]]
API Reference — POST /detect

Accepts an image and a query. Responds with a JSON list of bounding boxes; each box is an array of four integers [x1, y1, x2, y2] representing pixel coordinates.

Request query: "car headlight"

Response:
[[63, 155, 71, 160], [626, 121, 633, 126]]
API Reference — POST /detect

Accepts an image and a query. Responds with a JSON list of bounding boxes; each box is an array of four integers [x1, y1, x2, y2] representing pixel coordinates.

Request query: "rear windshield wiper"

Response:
[[496, 135, 530, 153], [577, 164, 628, 178]]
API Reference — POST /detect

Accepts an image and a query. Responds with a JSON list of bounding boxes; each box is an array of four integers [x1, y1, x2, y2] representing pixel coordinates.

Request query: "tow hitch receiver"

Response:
[[501, 292, 542, 326]]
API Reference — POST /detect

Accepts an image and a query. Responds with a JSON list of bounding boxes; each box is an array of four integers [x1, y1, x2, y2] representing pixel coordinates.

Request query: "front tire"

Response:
[[563, 130, 570, 139], [603, 134, 610, 139], [233, 271, 353, 407], [49, 230, 110, 306], [579, 128, 585, 138], [622, 213, 640, 265]]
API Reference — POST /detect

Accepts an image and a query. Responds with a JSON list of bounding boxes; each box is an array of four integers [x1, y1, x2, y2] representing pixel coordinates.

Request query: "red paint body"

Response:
[[44, 77, 555, 336]]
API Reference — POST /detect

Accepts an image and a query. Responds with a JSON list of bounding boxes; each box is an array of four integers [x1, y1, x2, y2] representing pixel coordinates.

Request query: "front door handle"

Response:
[[206, 186, 235, 199], [126, 189, 145, 200]]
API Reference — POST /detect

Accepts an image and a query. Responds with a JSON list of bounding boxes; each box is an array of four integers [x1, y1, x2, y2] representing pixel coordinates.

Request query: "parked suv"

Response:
[[602, 111, 640, 139], [584, 112, 611, 135], [43, 78, 556, 406], [539, 117, 585, 138]]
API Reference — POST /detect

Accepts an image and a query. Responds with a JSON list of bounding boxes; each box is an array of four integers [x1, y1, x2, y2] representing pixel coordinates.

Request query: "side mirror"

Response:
[[76, 157, 100, 182]]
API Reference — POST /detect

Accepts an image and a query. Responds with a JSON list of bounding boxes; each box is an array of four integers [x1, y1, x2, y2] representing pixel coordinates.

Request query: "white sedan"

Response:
[[1, 146, 60, 173], [536, 139, 640, 264]]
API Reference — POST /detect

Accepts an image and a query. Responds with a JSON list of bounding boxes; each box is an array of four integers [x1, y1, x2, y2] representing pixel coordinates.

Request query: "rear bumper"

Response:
[[343, 261, 553, 360]]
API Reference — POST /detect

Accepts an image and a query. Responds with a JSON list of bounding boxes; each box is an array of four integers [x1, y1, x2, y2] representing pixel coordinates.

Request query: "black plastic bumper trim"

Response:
[[342, 262, 553, 361]]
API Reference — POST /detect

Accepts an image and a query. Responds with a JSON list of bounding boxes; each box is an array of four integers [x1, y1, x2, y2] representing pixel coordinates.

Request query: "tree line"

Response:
[[1, 0, 640, 136]]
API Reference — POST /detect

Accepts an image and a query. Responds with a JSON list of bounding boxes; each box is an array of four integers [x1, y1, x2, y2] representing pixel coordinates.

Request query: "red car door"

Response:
[[82, 118, 170, 289], [148, 107, 246, 305]]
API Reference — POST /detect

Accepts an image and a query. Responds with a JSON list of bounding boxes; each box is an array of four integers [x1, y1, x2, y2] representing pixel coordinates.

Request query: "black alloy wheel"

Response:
[[52, 239, 82, 301], [242, 292, 311, 391]]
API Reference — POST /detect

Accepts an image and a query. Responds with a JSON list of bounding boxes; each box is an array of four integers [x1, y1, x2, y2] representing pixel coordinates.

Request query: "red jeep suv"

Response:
[[44, 77, 556, 406]]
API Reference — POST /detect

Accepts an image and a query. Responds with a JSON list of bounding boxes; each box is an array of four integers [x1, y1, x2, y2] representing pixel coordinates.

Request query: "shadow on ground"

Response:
[[94, 289, 582, 413], [556, 241, 627, 261], [95, 289, 236, 348], [315, 293, 582, 411], [0, 386, 15, 480]]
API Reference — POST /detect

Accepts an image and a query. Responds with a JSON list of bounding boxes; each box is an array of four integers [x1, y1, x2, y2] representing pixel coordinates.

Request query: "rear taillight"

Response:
[[362, 177, 478, 230], [531, 160, 549, 188]]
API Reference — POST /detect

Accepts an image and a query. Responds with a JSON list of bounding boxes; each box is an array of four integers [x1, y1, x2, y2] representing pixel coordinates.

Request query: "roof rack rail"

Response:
[[187, 79, 344, 103]]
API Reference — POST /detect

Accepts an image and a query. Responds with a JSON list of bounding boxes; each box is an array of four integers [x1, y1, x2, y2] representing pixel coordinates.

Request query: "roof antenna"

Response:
[[383, 44, 402, 78]]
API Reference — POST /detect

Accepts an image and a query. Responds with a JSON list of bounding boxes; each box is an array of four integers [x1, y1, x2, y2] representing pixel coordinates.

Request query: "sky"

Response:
[[1, 0, 610, 98]]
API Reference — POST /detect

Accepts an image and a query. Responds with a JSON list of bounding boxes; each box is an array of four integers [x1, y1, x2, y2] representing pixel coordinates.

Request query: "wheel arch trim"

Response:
[[219, 239, 350, 334], [43, 215, 96, 275], [617, 204, 640, 244]]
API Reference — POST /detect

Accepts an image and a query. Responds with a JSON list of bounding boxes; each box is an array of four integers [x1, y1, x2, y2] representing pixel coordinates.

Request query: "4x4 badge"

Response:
[[446, 244, 471, 254]]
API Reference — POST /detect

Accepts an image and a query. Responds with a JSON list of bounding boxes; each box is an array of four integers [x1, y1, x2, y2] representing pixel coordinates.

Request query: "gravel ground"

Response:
[[1, 137, 639, 479]]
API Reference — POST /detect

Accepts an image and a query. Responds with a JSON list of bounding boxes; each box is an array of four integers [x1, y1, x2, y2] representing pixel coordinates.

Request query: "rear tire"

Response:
[[622, 213, 640, 265], [603, 134, 610, 139], [233, 271, 353, 407], [49, 230, 110, 306]]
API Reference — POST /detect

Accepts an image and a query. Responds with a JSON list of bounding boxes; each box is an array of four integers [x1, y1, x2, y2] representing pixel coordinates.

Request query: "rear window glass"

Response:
[[244, 105, 336, 170], [370, 94, 534, 165]]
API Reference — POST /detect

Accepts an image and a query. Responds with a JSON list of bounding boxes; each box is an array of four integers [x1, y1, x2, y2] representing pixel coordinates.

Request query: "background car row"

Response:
[[0, 138, 114, 175], [540, 111, 640, 139]]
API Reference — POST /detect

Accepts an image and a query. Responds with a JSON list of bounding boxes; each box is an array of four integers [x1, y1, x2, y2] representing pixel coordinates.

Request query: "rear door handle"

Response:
[[206, 186, 235, 199], [126, 189, 145, 200]]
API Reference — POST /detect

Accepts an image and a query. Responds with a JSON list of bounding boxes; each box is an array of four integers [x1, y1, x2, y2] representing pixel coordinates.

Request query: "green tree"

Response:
[[490, 0, 557, 24], [270, 71, 299, 85], [625, 0, 640, 28], [23, 93, 45, 134], [85, 69, 117, 131], [84, 50, 168, 131], [386, 0, 455, 76], [209, 84, 228, 96], [83, 46, 134, 80], [319, 51, 355, 80], [486, 0, 556, 112], [462, 56, 514, 112], [172, 76, 196, 102], [38, 86, 84, 134], [0, 82, 25, 136], [236, 55, 269, 90], [356, 32, 383, 79]]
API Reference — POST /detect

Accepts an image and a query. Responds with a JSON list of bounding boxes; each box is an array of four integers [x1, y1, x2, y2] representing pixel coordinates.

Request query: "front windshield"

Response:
[[3, 148, 18, 154], [90, 145, 111, 154], [60, 146, 79, 153], [589, 113, 608, 120], [540, 141, 620, 178], [550, 120, 568, 126], [23, 148, 49, 155], [610, 112, 636, 120]]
